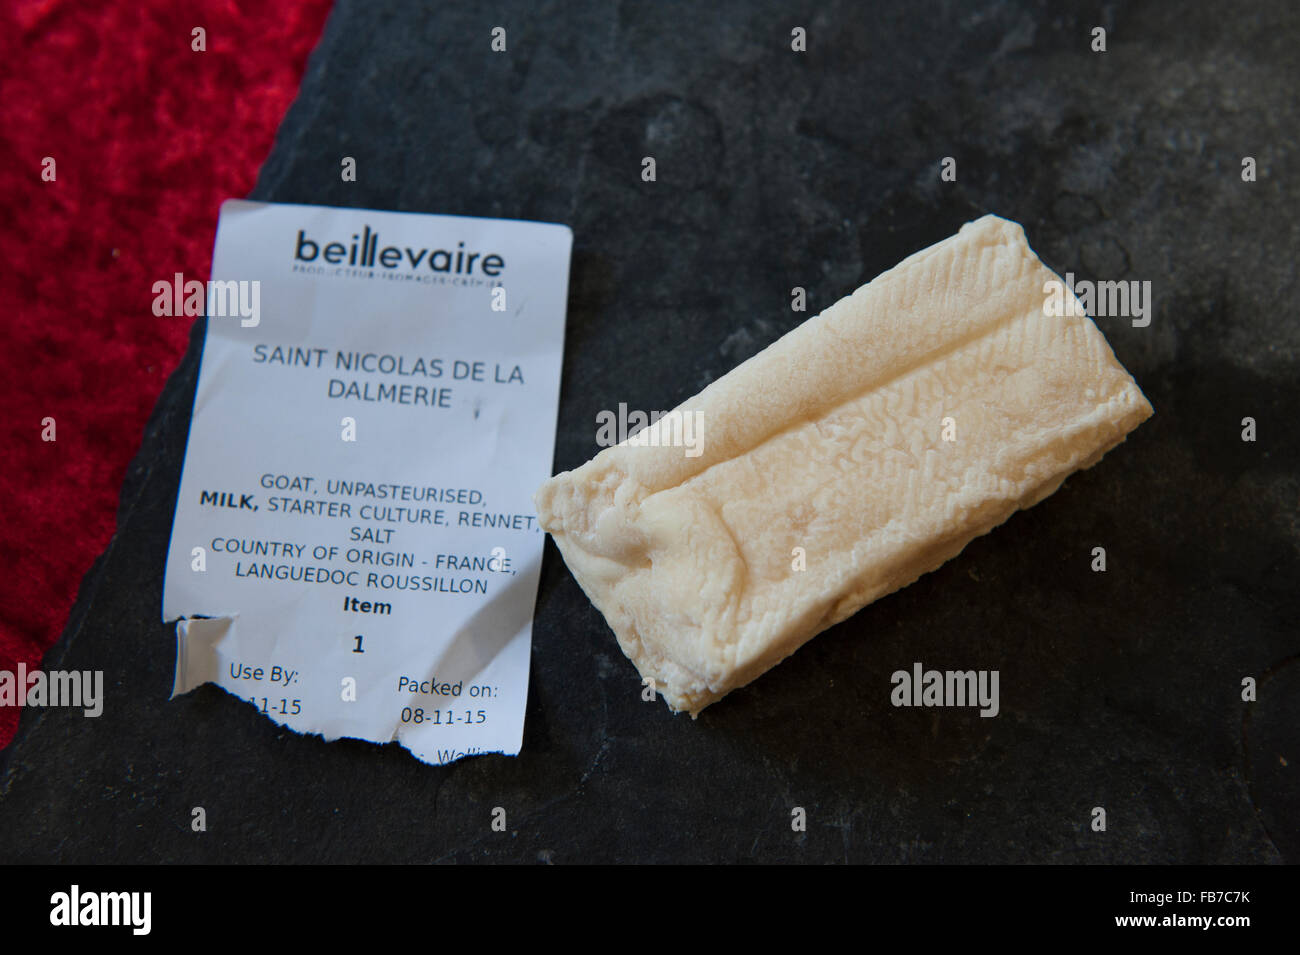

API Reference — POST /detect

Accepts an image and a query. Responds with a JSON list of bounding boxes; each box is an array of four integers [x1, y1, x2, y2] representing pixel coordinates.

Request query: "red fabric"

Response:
[[0, 0, 333, 748]]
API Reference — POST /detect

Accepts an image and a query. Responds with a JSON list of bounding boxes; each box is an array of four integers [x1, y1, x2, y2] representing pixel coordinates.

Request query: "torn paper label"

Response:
[[162, 199, 572, 765]]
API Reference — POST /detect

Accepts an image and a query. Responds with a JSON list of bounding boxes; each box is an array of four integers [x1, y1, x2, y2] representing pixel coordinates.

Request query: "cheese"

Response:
[[535, 215, 1153, 715]]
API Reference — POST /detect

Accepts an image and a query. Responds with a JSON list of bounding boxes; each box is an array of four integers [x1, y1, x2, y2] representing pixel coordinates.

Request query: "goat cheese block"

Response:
[[535, 214, 1153, 716]]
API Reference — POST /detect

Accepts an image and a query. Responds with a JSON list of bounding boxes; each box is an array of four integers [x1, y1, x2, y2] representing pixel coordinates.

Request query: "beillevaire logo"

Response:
[[294, 226, 506, 276]]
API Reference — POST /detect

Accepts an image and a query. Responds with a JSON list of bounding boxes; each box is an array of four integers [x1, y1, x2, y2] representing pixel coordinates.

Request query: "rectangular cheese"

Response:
[[535, 215, 1153, 716]]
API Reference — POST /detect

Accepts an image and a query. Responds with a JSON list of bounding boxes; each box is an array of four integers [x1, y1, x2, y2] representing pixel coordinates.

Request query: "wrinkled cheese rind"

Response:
[[535, 215, 1153, 715]]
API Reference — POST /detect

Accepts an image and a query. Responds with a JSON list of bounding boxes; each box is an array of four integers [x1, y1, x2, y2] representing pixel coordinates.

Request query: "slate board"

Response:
[[2, 0, 1296, 864]]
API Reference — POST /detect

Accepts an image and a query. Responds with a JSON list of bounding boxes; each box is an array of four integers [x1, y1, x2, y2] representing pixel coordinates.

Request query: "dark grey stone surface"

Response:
[[2, 0, 1296, 863]]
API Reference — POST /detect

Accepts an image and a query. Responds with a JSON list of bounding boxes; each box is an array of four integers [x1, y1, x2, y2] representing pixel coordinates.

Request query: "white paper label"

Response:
[[163, 200, 572, 765]]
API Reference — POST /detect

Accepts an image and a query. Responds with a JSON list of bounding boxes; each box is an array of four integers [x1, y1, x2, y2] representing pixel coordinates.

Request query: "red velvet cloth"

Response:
[[0, 0, 333, 748]]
